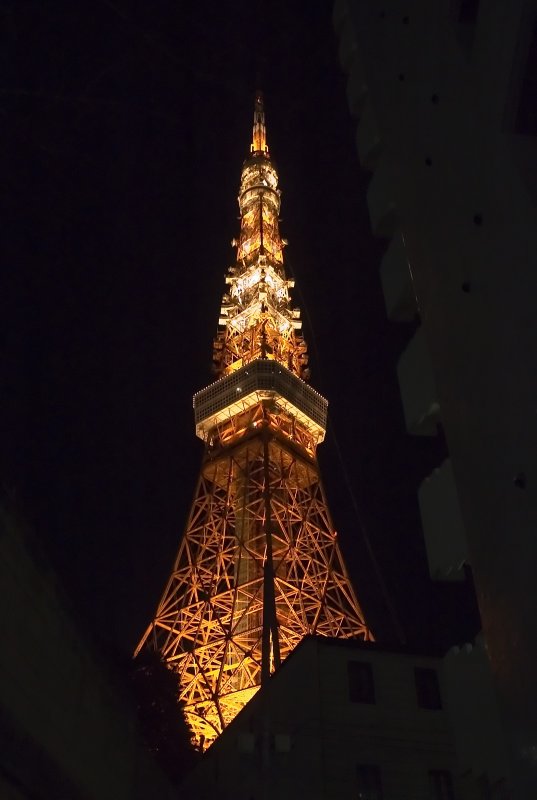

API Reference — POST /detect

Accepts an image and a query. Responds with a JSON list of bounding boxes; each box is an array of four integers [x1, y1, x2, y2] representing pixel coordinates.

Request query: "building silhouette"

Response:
[[0, 507, 179, 800], [334, 0, 537, 796]]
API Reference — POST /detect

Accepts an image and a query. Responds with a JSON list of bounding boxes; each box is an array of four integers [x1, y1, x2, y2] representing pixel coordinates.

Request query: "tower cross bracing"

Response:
[[135, 92, 372, 748]]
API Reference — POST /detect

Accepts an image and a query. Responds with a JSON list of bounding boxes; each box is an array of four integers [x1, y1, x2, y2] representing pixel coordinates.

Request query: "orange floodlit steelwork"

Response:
[[135, 92, 372, 749]]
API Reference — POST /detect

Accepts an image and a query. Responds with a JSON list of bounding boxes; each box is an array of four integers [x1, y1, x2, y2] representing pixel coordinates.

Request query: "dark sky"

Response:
[[2, 2, 478, 655]]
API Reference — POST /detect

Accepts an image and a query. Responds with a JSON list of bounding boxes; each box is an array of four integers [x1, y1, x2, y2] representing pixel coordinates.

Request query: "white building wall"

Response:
[[181, 638, 457, 800], [419, 458, 467, 580], [442, 636, 508, 785], [319, 643, 455, 799]]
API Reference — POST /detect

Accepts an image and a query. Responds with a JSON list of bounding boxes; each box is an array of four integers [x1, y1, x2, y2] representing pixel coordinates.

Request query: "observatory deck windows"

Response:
[[194, 358, 328, 440]]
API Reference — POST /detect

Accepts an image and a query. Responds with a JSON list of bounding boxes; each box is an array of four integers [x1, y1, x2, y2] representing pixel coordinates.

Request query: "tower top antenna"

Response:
[[251, 90, 268, 156]]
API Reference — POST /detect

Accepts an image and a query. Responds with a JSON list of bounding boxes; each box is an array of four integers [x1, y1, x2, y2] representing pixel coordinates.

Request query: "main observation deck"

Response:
[[193, 359, 328, 443]]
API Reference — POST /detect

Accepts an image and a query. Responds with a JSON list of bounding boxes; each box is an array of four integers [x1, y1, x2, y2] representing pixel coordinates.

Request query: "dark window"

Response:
[[415, 667, 442, 709], [357, 764, 383, 800], [489, 778, 510, 800], [348, 660, 375, 704], [457, 0, 479, 24], [429, 770, 454, 800], [515, 21, 537, 136], [451, 0, 479, 54]]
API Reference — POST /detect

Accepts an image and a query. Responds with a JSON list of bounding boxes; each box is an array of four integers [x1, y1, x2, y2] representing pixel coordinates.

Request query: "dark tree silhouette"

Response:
[[129, 649, 199, 785]]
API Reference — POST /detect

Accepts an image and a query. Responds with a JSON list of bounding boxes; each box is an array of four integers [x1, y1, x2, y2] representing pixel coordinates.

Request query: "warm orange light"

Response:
[[251, 91, 268, 155], [135, 91, 372, 752]]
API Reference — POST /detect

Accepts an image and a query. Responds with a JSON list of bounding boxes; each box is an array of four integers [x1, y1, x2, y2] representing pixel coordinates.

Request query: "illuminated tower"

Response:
[[135, 92, 372, 748]]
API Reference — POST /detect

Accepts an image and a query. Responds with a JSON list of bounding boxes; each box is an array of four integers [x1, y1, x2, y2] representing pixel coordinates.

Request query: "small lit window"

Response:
[[415, 667, 442, 710], [348, 660, 375, 704], [429, 769, 454, 800], [356, 764, 383, 800]]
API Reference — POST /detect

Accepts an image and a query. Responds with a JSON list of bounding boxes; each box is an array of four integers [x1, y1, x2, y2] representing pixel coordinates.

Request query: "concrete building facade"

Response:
[[0, 507, 178, 800], [181, 636, 506, 799], [333, 2, 537, 796]]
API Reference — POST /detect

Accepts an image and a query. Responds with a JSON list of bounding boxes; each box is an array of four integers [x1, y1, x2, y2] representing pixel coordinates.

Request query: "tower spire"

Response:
[[251, 90, 268, 156], [135, 93, 372, 750]]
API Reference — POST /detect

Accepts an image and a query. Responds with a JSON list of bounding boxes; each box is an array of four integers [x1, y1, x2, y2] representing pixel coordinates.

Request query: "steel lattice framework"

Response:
[[136, 93, 372, 748]]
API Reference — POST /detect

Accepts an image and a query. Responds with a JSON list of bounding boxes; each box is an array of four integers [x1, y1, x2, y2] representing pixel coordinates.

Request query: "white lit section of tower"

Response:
[[135, 92, 372, 749], [214, 92, 307, 383]]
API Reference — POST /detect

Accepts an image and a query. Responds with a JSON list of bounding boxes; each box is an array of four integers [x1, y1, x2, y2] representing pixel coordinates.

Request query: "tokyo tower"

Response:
[[135, 92, 372, 748]]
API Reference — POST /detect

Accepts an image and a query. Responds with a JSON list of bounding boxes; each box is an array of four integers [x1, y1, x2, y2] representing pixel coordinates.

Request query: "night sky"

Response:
[[2, 2, 478, 656]]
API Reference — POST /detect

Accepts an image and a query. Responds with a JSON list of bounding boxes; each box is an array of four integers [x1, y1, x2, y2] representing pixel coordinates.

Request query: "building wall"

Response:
[[318, 643, 455, 798], [442, 636, 508, 788], [181, 637, 457, 800], [333, 1, 537, 796], [0, 508, 178, 800]]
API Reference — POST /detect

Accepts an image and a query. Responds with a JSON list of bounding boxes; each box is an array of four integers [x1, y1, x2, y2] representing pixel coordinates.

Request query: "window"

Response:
[[415, 667, 442, 709], [429, 770, 454, 800], [451, 0, 479, 54], [348, 660, 375, 704], [515, 21, 537, 136], [489, 778, 510, 800], [457, 0, 479, 24], [357, 764, 383, 800]]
